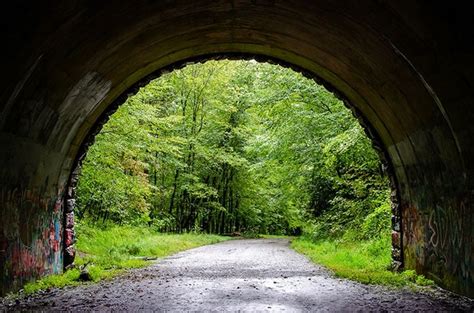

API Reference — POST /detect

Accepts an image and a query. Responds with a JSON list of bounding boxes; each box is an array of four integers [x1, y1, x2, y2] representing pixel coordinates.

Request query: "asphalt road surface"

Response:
[[2, 239, 473, 312]]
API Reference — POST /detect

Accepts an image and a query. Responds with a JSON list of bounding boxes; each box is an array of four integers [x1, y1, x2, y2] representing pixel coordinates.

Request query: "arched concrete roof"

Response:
[[0, 1, 472, 297]]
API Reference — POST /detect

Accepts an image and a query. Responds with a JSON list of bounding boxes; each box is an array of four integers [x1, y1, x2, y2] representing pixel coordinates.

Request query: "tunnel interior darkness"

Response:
[[0, 1, 473, 297]]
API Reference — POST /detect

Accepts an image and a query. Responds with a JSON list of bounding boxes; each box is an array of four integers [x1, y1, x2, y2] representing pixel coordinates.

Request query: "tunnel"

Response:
[[0, 0, 473, 297]]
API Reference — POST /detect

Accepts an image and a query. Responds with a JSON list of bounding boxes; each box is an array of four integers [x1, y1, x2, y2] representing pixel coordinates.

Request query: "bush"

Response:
[[359, 202, 391, 240], [401, 270, 434, 286]]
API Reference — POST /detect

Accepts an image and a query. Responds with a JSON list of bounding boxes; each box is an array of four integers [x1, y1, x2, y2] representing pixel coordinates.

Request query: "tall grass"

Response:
[[75, 224, 229, 269], [292, 236, 433, 287], [21, 224, 230, 295]]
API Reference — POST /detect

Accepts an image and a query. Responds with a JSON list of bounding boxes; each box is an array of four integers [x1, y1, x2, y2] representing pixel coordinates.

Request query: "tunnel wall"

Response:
[[0, 0, 473, 297], [0, 138, 65, 293]]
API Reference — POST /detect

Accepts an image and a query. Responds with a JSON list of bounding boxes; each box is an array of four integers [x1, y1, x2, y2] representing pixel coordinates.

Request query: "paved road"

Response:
[[2, 239, 473, 312]]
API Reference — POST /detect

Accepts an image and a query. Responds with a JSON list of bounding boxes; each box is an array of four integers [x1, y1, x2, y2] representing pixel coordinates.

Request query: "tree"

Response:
[[76, 60, 390, 239]]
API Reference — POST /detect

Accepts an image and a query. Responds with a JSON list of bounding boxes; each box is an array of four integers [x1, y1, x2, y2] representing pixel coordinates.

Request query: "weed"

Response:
[[291, 236, 434, 288]]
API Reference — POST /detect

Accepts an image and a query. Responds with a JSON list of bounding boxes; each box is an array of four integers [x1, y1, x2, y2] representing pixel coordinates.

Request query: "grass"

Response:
[[291, 236, 434, 288], [259, 234, 295, 239], [20, 224, 230, 295], [16, 227, 434, 296]]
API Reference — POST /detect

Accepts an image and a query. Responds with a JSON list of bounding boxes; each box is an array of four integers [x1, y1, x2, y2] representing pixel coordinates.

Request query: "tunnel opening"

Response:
[[63, 57, 403, 284], [1, 1, 473, 298]]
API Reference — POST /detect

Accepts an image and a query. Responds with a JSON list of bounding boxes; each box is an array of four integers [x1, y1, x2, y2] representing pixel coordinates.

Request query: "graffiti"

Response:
[[428, 204, 462, 251], [403, 193, 473, 296], [427, 198, 471, 285], [0, 186, 63, 295], [402, 204, 425, 270]]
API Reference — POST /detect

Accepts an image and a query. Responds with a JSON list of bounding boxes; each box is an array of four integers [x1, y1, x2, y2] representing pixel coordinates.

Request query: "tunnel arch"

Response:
[[63, 53, 404, 271], [0, 1, 472, 297]]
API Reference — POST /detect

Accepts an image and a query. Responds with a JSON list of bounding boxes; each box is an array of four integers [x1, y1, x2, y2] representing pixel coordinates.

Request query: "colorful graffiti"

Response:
[[403, 194, 473, 296], [0, 186, 63, 295]]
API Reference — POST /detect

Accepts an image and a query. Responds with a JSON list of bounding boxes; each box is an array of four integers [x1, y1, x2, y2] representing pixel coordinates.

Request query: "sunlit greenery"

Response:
[[69, 60, 412, 289], [11, 60, 436, 299], [292, 237, 433, 287], [21, 225, 229, 295], [75, 223, 229, 268], [77, 60, 390, 236]]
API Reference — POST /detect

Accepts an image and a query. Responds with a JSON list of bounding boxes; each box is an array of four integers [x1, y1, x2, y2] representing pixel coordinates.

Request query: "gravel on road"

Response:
[[2, 239, 473, 312]]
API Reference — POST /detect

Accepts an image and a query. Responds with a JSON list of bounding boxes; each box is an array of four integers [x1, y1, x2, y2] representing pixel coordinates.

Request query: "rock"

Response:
[[78, 263, 92, 281], [78, 269, 92, 282]]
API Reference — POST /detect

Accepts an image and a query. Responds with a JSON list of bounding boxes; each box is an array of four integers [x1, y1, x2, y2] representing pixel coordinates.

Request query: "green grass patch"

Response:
[[75, 224, 229, 268], [23, 269, 81, 294], [20, 224, 230, 296], [259, 234, 295, 239], [291, 236, 433, 288]]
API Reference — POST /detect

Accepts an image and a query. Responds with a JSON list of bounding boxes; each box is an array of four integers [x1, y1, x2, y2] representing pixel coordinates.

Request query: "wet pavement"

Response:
[[2, 239, 473, 312]]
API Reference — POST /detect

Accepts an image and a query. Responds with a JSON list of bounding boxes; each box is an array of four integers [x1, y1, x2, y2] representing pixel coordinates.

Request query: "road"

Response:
[[2, 239, 473, 311]]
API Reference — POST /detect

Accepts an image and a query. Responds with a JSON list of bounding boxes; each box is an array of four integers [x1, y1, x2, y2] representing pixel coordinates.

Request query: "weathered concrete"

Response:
[[0, 1, 473, 297]]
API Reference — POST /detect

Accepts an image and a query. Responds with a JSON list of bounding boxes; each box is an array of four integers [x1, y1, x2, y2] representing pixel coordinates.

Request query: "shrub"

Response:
[[359, 202, 391, 240]]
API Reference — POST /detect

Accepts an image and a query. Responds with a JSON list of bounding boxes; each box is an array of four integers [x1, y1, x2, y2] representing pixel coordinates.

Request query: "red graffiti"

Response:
[[65, 229, 74, 247]]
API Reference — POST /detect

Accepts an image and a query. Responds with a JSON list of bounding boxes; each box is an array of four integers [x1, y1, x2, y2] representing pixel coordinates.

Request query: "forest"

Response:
[[23, 60, 426, 294], [76, 60, 391, 242]]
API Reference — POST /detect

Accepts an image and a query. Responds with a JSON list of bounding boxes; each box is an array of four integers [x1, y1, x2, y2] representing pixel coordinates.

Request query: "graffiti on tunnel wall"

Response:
[[0, 186, 63, 294], [427, 197, 472, 288], [403, 194, 473, 295]]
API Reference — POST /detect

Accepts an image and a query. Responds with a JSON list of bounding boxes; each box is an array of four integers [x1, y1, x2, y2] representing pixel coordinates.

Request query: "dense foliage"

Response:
[[76, 60, 390, 239]]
